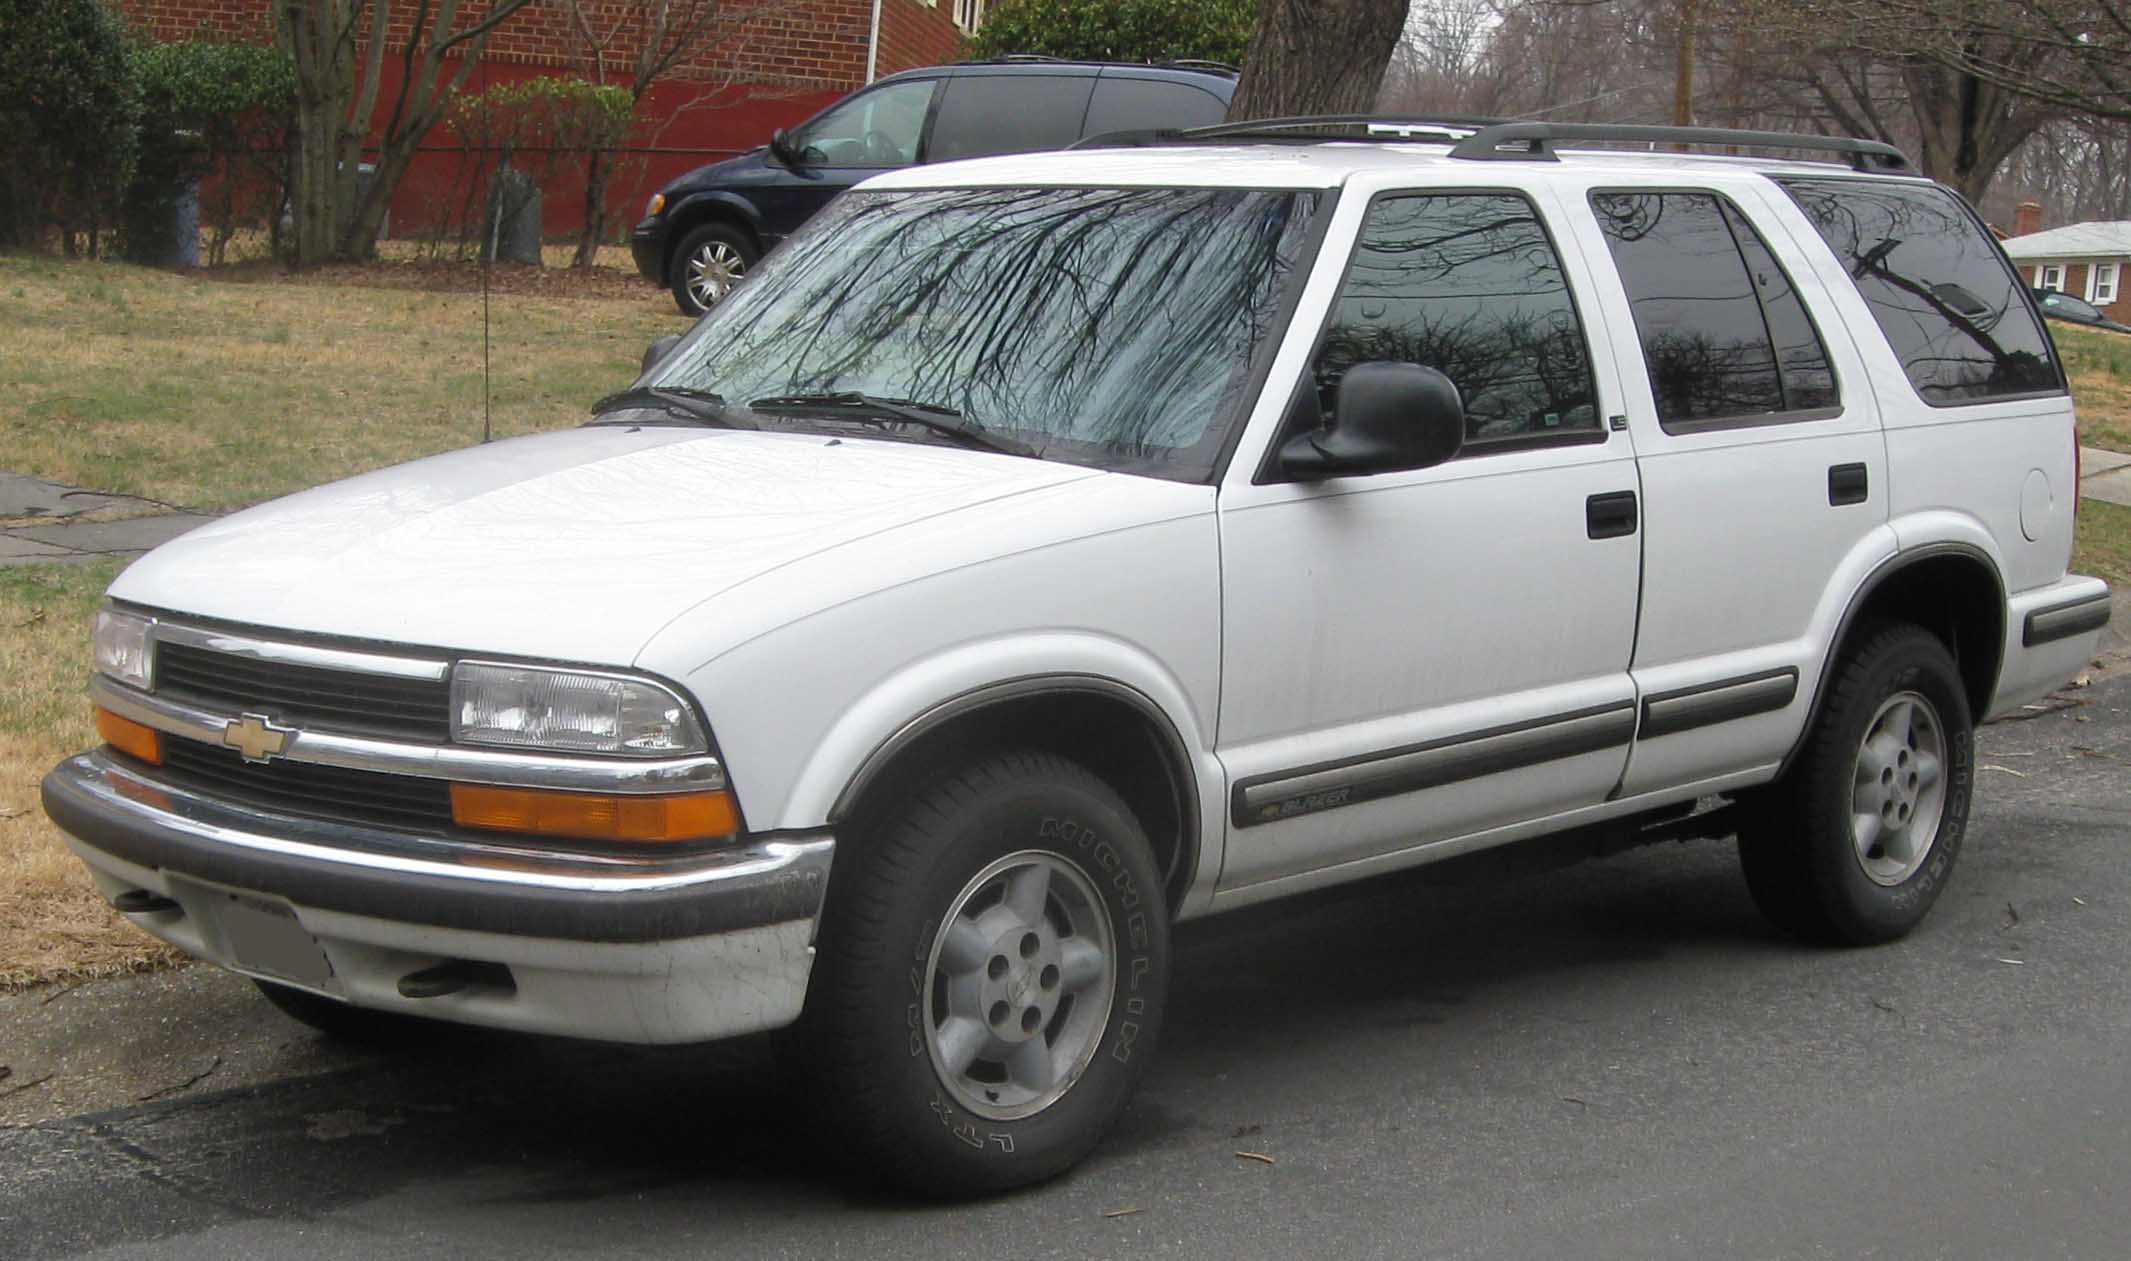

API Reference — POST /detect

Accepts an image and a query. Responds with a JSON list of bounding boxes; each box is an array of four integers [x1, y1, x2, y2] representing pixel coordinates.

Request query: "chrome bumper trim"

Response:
[[93, 675, 727, 794], [150, 618, 451, 681]]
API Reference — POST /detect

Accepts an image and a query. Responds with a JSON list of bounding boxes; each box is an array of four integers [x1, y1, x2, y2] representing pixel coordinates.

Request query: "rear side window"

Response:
[[928, 75, 1094, 163], [1081, 78, 1228, 137], [1314, 192, 1599, 446], [1591, 190, 1837, 429], [1780, 178, 2061, 405]]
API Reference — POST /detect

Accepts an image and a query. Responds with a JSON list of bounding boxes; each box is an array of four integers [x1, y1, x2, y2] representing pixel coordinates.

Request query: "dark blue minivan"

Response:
[[631, 60, 1236, 314]]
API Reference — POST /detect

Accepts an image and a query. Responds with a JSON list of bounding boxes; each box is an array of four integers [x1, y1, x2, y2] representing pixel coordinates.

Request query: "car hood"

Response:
[[668, 149, 771, 193], [111, 426, 1106, 666]]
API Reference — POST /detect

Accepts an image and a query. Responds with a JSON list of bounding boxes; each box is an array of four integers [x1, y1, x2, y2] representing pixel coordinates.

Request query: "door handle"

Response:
[[1828, 463, 1869, 506], [1586, 490, 1638, 539]]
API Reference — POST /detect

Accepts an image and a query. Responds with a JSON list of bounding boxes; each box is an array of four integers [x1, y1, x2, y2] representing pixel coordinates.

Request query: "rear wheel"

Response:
[[1739, 622, 1973, 945], [810, 750, 1170, 1196]]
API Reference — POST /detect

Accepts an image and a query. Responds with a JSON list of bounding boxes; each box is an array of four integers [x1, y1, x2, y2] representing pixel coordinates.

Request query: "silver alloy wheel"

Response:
[[921, 849, 1116, 1122], [686, 240, 744, 307], [1850, 690, 1947, 886]]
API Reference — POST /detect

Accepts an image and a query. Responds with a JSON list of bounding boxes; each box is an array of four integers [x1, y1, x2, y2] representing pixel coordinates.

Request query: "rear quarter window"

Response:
[[1779, 178, 2062, 405]]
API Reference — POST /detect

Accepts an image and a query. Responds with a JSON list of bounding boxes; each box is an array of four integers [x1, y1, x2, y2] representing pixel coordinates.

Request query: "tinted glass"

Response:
[[1781, 179, 2060, 404], [794, 80, 935, 168], [2040, 291, 2101, 321], [1592, 191, 1837, 424], [928, 75, 1094, 162], [649, 187, 1318, 479], [1316, 193, 1598, 443], [1082, 78, 1228, 137]]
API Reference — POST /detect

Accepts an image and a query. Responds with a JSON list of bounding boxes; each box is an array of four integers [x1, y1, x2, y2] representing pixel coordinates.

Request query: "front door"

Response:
[[1215, 186, 1645, 894], [752, 78, 940, 242]]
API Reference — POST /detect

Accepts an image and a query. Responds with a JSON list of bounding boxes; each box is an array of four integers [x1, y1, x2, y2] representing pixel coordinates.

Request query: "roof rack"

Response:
[[1159, 59, 1240, 76], [958, 55, 1236, 76], [1073, 114, 1506, 150], [1447, 122, 1913, 172]]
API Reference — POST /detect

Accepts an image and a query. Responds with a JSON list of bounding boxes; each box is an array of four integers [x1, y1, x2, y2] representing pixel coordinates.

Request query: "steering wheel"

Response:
[[862, 129, 902, 164]]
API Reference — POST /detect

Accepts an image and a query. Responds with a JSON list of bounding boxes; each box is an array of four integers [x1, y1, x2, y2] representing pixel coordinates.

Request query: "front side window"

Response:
[[647, 187, 1319, 480], [1592, 190, 1838, 428], [793, 80, 936, 168], [1781, 178, 2060, 405], [1313, 192, 1599, 445]]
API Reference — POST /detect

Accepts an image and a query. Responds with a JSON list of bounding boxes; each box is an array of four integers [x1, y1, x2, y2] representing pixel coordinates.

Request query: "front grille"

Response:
[[159, 737, 455, 831], [156, 641, 452, 743]]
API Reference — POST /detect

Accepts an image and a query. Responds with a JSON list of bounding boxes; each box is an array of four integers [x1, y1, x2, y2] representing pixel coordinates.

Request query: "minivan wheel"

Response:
[[668, 223, 755, 316], [1738, 622, 1973, 946], [810, 750, 1170, 1196]]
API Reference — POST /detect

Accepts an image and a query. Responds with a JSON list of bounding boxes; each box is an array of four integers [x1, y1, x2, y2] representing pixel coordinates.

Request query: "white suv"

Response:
[[46, 120, 2112, 1194]]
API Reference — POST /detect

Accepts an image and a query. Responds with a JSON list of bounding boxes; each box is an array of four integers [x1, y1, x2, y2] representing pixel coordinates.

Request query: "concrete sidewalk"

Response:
[[0, 473, 213, 568], [2086, 445, 2131, 507]]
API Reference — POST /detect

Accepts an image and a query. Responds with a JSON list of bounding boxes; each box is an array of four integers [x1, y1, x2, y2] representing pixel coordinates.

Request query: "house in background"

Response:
[[2002, 202, 2131, 325], [119, 0, 981, 240]]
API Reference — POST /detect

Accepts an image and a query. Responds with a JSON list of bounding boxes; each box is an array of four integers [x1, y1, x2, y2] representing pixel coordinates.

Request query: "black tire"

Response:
[[810, 749, 1171, 1197], [667, 222, 755, 316], [1739, 621, 1974, 946], [253, 979, 438, 1045]]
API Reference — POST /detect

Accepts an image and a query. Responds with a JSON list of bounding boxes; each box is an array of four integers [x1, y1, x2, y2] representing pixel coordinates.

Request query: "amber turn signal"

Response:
[[95, 706, 162, 765], [449, 783, 739, 844]]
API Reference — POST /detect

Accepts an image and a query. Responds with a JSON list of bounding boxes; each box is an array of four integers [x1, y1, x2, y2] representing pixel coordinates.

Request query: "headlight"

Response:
[[450, 662, 707, 756], [645, 192, 666, 218], [93, 608, 155, 689]]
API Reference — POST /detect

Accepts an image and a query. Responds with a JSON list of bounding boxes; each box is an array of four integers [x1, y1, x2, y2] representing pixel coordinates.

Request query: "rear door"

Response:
[[1560, 177, 1891, 796]]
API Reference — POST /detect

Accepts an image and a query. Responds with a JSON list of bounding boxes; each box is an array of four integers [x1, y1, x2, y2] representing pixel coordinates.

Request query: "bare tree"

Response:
[[560, 0, 779, 268], [1230, 0, 1416, 118], [279, 0, 539, 266]]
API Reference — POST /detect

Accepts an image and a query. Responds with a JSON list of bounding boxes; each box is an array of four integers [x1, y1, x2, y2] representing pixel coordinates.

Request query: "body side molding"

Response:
[[2022, 592, 2112, 647], [1231, 701, 1637, 829], [1638, 667, 1800, 740]]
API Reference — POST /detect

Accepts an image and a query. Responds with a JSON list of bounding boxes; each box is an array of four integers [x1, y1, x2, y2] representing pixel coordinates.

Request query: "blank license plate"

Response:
[[218, 894, 334, 988]]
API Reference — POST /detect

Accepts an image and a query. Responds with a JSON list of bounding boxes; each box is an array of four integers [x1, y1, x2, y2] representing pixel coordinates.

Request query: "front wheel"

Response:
[[1739, 621, 1974, 945], [810, 750, 1170, 1196], [668, 223, 755, 316]]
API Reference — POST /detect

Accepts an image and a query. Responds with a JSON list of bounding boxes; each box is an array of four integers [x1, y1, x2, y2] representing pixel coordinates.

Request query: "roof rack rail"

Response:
[[1447, 122, 1912, 172], [1158, 58, 1240, 76], [1072, 113, 1507, 151]]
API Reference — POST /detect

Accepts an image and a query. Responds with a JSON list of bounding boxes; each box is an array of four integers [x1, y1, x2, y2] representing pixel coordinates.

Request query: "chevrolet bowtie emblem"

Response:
[[222, 713, 294, 763]]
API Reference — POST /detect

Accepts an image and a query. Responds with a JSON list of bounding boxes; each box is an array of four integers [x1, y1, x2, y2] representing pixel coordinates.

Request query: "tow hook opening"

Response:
[[396, 959, 516, 999], [112, 889, 181, 915]]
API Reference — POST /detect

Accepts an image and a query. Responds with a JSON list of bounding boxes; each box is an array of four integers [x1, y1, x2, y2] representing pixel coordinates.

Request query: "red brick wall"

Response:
[[120, 0, 970, 237]]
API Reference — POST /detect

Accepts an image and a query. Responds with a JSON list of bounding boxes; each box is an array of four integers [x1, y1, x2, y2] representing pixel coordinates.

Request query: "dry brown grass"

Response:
[[0, 562, 181, 991]]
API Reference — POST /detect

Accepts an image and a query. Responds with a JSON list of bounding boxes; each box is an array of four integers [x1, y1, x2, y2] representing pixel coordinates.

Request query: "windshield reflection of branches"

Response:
[[1316, 195, 1596, 439], [669, 188, 1307, 457]]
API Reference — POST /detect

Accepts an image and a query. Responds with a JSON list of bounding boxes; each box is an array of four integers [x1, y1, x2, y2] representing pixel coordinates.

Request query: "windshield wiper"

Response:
[[591, 386, 752, 428], [749, 392, 1033, 457]]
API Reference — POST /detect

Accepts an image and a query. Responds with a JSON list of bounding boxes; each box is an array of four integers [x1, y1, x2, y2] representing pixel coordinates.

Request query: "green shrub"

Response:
[[0, 0, 141, 253], [122, 40, 296, 265], [969, 0, 1254, 66]]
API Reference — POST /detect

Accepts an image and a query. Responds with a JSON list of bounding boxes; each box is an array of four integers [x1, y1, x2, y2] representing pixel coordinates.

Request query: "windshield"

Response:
[[645, 186, 1320, 480]]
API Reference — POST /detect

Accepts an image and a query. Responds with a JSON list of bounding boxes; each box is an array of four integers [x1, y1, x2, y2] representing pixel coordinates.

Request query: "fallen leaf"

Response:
[[2070, 673, 2091, 688], [1103, 1207, 1144, 1219], [1561, 1095, 1588, 1109], [1980, 764, 2029, 778], [1231, 1123, 1262, 1138], [1871, 998, 1898, 1013], [0, 805, 24, 820], [1235, 1151, 1277, 1165], [2000, 902, 2020, 931], [2074, 897, 2089, 907]]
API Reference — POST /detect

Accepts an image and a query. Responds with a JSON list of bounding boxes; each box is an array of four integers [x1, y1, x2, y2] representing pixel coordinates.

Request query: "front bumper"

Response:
[[43, 750, 833, 1044], [630, 219, 666, 283]]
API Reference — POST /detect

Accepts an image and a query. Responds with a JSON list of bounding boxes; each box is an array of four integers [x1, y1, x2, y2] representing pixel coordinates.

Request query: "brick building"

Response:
[[119, 0, 977, 238], [2003, 202, 2131, 326]]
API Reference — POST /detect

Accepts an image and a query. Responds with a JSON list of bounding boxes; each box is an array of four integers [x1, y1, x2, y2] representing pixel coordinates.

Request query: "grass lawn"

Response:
[[2061, 323, 2131, 455], [1, 253, 681, 512]]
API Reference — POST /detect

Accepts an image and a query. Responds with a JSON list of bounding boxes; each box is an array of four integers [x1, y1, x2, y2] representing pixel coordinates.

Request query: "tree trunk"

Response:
[[1229, 0, 1414, 119], [574, 145, 615, 268]]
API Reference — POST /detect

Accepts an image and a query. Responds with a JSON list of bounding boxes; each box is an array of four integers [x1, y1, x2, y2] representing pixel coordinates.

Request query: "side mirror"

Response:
[[1278, 361, 1465, 478], [768, 128, 800, 166], [641, 334, 681, 375]]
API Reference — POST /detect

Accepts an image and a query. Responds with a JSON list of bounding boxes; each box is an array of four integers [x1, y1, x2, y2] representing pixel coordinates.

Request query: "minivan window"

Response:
[[1591, 190, 1837, 428], [1780, 178, 2061, 405], [929, 75, 1095, 163], [1315, 192, 1599, 445], [794, 79, 935, 167], [649, 187, 1320, 481], [1082, 78, 1228, 137]]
